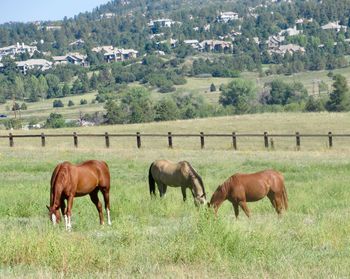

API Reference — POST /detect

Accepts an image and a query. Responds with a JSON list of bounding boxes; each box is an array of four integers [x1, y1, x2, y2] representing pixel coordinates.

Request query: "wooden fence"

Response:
[[0, 131, 348, 150]]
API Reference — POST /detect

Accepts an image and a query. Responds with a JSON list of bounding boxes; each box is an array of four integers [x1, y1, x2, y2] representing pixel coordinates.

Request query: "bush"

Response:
[[68, 100, 75, 107], [45, 113, 65, 128], [20, 103, 27, 110], [210, 83, 216, 92], [80, 99, 88, 105], [53, 100, 64, 108]]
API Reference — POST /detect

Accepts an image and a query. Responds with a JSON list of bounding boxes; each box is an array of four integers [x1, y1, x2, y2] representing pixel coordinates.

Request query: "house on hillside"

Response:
[[199, 40, 233, 51], [217, 12, 240, 23], [267, 35, 285, 49], [104, 48, 139, 62], [148, 18, 181, 28], [322, 21, 347, 32], [100, 13, 117, 19], [183, 40, 200, 49], [0, 43, 38, 59], [16, 59, 52, 74], [279, 26, 302, 36], [52, 53, 88, 66], [69, 39, 85, 47], [268, 44, 305, 55]]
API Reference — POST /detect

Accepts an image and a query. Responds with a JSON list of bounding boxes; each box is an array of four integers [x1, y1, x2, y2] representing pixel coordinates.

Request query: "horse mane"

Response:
[[50, 163, 62, 207], [50, 162, 71, 208], [185, 161, 206, 197]]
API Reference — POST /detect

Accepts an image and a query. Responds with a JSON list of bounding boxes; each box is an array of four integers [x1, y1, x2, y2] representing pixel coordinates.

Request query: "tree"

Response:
[[210, 83, 216, 92], [154, 98, 179, 121], [219, 79, 257, 114], [20, 103, 27, 110], [326, 74, 350, 111], [62, 84, 70, 97], [45, 113, 65, 128]]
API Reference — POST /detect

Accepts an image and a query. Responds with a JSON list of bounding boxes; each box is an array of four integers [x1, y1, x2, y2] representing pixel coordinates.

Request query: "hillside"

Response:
[[1, 0, 350, 129]]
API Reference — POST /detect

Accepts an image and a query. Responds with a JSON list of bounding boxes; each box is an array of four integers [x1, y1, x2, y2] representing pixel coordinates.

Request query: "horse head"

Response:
[[46, 205, 61, 225]]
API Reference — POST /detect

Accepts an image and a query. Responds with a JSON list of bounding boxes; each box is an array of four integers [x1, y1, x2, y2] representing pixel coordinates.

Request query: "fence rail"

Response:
[[0, 131, 348, 150]]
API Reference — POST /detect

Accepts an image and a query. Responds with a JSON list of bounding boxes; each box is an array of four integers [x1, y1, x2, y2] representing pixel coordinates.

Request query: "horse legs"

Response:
[[157, 182, 167, 197], [232, 202, 239, 218], [90, 189, 104, 225], [239, 201, 251, 218], [181, 186, 187, 201], [60, 196, 66, 222], [101, 187, 111, 225], [66, 195, 74, 231], [268, 192, 283, 215]]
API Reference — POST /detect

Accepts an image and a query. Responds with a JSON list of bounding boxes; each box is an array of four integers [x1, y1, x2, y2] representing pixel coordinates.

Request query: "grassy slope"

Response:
[[0, 113, 350, 278], [1, 65, 350, 124]]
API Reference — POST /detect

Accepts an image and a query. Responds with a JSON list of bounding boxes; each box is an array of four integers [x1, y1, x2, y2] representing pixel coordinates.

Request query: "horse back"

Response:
[[76, 160, 110, 189], [151, 159, 190, 186]]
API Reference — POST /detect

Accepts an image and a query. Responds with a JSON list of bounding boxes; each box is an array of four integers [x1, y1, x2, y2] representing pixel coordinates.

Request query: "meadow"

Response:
[[1, 112, 350, 278]]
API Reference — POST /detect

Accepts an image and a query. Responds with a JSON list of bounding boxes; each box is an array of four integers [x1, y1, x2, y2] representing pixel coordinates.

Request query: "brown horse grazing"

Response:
[[210, 170, 287, 218], [47, 160, 111, 230], [148, 160, 207, 206]]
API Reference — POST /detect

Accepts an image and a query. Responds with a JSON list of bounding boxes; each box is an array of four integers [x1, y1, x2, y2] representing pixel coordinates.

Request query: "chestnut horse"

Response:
[[47, 160, 111, 230], [210, 170, 287, 217], [148, 160, 207, 206]]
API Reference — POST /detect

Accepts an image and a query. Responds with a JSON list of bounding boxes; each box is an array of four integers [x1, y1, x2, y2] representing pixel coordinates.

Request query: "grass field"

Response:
[[0, 112, 350, 278]]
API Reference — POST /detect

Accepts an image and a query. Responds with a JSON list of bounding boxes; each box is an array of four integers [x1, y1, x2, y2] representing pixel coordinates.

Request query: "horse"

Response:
[[47, 160, 111, 230], [209, 170, 288, 218], [148, 160, 207, 206]]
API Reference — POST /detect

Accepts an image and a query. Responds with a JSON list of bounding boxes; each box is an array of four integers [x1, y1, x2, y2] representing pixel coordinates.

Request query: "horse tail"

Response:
[[148, 163, 156, 196], [279, 174, 288, 210]]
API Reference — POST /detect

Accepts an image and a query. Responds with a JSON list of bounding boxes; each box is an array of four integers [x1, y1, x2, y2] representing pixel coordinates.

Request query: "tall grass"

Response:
[[1, 115, 350, 277]]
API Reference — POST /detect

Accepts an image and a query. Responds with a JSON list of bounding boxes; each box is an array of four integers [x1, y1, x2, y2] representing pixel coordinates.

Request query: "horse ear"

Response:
[[46, 205, 50, 211]]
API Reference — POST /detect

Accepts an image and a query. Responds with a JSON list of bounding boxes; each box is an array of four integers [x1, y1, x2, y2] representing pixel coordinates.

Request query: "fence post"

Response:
[[270, 138, 274, 150], [200, 132, 204, 149], [264, 131, 269, 149], [9, 133, 14, 147], [328, 131, 333, 148], [296, 132, 300, 151], [232, 132, 237, 150], [41, 133, 46, 147], [168, 132, 173, 148], [73, 132, 78, 148], [105, 132, 110, 148], [136, 132, 141, 148]]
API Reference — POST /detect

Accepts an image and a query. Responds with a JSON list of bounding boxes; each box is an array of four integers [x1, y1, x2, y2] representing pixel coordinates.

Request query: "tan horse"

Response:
[[47, 160, 111, 230], [210, 170, 287, 217], [148, 160, 207, 206]]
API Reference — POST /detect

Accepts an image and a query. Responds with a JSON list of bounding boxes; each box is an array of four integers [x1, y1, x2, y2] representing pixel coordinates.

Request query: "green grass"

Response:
[[0, 113, 350, 278]]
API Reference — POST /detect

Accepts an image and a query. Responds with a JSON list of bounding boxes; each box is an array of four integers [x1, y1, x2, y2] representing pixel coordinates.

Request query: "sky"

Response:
[[0, 0, 110, 24]]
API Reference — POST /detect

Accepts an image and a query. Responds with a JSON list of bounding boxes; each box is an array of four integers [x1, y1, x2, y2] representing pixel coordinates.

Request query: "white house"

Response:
[[16, 59, 52, 74], [148, 18, 181, 28], [0, 43, 38, 59], [269, 44, 305, 55], [199, 40, 233, 51], [183, 39, 200, 49], [104, 48, 138, 62], [52, 53, 88, 66], [322, 21, 347, 32], [279, 26, 302, 36], [217, 12, 240, 23]]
